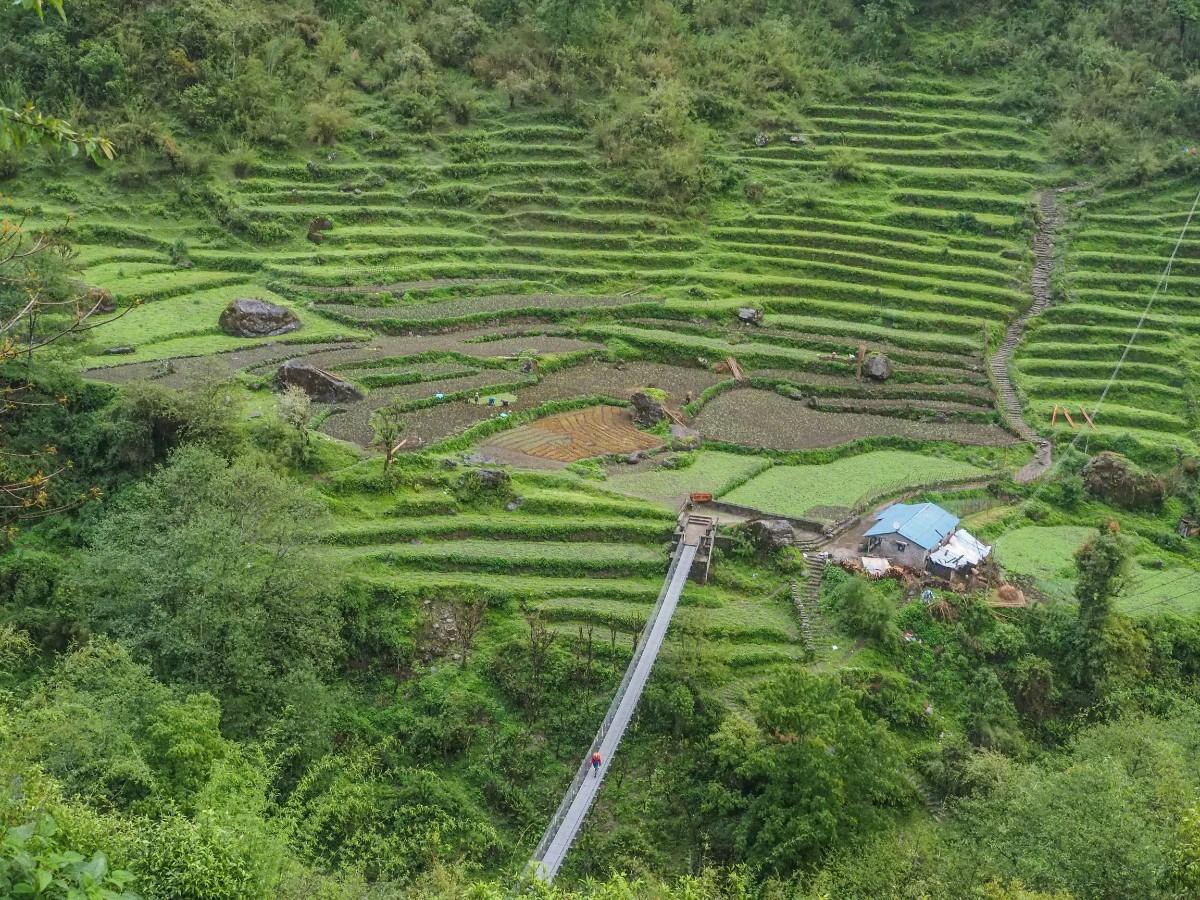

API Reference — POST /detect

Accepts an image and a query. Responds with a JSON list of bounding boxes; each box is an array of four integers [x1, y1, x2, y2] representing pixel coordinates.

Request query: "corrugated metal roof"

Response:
[[864, 502, 960, 550], [929, 528, 991, 570]]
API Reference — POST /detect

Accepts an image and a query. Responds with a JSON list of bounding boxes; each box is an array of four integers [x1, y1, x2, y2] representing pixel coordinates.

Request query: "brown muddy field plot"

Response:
[[695, 389, 1017, 450], [480, 405, 663, 465]]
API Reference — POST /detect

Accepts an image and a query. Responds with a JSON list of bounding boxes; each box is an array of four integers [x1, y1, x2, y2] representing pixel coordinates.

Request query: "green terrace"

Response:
[[321, 469, 802, 696], [32, 84, 1061, 449], [1009, 174, 1200, 451]]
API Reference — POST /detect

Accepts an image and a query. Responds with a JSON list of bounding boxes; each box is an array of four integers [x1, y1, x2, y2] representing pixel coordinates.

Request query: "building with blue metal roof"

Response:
[[863, 502, 960, 570]]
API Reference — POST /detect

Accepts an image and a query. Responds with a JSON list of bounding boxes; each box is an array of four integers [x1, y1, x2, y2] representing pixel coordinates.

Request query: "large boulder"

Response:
[[745, 518, 794, 553], [736, 307, 764, 326], [219, 298, 301, 337], [307, 216, 333, 244], [475, 469, 510, 490], [275, 359, 363, 403], [86, 286, 117, 313], [864, 353, 892, 381], [630, 391, 666, 426], [1082, 451, 1165, 511], [669, 423, 701, 449], [454, 467, 513, 502]]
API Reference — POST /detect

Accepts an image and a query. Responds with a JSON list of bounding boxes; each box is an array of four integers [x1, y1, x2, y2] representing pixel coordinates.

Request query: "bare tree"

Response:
[[370, 402, 407, 473], [524, 613, 557, 721], [575, 624, 595, 687], [450, 596, 487, 667], [1, 208, 130, 541], [276, 385, 313, 459]]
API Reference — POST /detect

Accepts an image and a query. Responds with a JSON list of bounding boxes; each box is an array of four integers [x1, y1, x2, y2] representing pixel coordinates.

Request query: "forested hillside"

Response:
[[6, 2, 1200, 898]]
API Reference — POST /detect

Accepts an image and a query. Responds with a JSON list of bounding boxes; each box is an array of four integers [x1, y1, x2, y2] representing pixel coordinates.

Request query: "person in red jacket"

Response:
[[591, 751, 602, 776]]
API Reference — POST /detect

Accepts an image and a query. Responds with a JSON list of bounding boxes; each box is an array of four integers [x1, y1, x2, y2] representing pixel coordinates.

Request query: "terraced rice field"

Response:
[[994, 524, 1200, 614], [323, 467, 804, 695], [480, 405, 663, 464], [993, 525, 1097, 598], [606, 451, 772, 506], [1015, 176, 1200, 453], [720, 450, 991, 522], [9, 81, 1062, 456], [695, 389, 1015, 449]]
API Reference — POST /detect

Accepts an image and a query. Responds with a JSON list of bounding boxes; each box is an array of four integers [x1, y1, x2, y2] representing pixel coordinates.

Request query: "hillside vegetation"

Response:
[[6, 2, 1200, 900]]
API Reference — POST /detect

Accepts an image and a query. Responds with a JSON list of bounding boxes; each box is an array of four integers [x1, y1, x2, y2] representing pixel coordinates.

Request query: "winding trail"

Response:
[[989, 188, 1063, 482]]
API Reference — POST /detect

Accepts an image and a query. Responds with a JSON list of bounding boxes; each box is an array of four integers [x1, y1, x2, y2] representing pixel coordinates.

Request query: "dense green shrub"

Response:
[[305, 99, 353, 145], [828, 577, 899, 648]]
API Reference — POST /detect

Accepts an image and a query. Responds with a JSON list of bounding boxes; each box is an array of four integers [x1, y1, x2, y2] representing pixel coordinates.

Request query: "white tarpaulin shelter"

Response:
[[928, 528, 990, 572], [861, 556, 892, 577]]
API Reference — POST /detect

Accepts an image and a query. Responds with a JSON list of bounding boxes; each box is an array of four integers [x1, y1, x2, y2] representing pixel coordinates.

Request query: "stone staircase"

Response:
[[792, 553, 828, 656], [795, 534, 825, 553], [908, 773, 947, 822], [989, 188, 1063, 482]]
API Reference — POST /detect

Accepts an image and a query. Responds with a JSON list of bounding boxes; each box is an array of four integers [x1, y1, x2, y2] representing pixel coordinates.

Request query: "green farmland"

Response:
[[9, 2, 1200, 898], [721, 450, 992, 522]]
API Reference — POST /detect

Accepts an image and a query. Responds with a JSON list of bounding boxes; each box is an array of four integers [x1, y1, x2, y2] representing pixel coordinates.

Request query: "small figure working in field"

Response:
[[591, 751, 602, 776]]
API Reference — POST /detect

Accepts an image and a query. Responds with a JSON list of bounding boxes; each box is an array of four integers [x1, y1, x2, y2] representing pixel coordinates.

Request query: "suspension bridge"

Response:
[[527, 511, 716, 882]]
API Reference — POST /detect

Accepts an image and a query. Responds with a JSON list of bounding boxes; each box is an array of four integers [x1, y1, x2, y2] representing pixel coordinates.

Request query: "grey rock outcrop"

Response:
[[86, 287, 117, 313], [275, 359, 363, 402], [1082, 451, 1165, 511], [864, 353, 892, 381], [669, 424, 701, 449], [630, 391, 666, 426], [746, 518, 794, 553], [219, 298, 301, 337]]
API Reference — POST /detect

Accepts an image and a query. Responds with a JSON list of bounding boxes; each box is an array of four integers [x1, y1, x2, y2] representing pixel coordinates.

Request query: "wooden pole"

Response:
[[1079, 406, 1096, 429]]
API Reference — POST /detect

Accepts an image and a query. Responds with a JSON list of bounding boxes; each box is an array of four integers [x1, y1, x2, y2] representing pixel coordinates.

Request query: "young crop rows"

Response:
[[12, 81, 1072, 458]]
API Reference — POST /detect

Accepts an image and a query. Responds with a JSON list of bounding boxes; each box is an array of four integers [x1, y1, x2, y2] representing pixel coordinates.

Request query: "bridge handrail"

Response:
[[529, 544, 691, 867]]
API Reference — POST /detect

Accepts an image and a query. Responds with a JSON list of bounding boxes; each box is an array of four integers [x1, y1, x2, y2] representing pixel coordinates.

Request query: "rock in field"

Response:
[[219, 298, 301, 337], [736, 307, 764, 325], [103, 345, 135, 355], [745, 518, 794, 553], [630, 391, 666, 426], [275, 359, 363, 403], [669, 424, 701, 449], [86, 286, 117, 313], [864, 353, 892, 381], [306, 216, 333, 244], [475, 469, 510, 490], [1082, 451, 1166, 511]]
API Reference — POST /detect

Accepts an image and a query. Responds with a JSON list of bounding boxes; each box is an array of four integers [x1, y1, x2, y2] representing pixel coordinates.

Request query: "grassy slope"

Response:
[[18, 72, 1200, 881], [721, 450, 990, 521], [6, 79, 1051, 448], [1015, 176, 1200, 453]]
